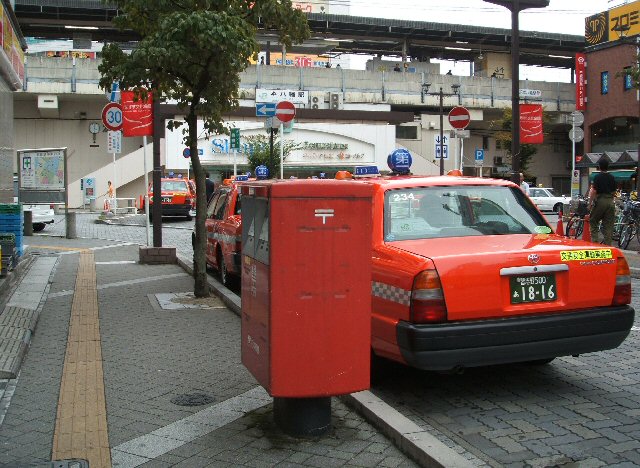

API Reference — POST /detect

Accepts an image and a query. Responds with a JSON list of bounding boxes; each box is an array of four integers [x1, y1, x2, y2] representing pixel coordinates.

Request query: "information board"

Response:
[[17, 147, 67, 203]]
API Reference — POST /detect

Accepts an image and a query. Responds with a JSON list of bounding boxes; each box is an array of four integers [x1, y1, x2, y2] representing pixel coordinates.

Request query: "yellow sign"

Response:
[[586, 0, 640, 45], [560, 249, 613, 262]]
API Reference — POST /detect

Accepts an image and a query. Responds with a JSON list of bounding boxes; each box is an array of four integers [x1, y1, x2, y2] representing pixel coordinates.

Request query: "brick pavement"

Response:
[[0, 237, 427, 468]]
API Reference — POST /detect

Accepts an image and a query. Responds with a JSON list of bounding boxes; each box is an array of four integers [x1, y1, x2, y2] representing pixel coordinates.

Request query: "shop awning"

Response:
[[589, 169, 636, 182]]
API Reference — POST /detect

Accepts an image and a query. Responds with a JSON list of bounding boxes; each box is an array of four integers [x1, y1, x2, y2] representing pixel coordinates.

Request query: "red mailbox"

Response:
[[240, 179, 373, 398]]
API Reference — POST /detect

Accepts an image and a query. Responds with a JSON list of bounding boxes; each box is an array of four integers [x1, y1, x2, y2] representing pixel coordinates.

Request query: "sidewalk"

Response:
[[0, 236, 468, 468]]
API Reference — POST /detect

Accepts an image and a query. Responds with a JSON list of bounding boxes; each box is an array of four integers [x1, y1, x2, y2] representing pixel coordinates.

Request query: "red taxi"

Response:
[[358, 167, 634, 371], [193, 177, 243, 286], [148, 177, 195, 220]]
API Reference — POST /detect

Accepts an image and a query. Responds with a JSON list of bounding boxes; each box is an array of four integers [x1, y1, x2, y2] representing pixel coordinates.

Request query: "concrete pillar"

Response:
[[23, 211, 33, 236], [66, 211, 77, 239]]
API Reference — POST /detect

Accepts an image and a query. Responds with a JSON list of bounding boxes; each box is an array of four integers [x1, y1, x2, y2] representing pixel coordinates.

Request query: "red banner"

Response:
[[575, 53, 586, 111], [520, 104, 543, 144], [121, 90, 153, 137]]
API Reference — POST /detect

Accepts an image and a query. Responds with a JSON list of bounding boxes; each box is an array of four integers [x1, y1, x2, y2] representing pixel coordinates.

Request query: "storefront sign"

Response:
[[256, 88, 309, 104], [575, 54, 586, 111], [520, 104, 543, 144], [586, 0, 640, 46]]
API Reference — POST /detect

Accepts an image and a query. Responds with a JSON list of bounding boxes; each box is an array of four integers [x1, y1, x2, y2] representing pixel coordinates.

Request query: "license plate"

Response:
[[161, 197, 172, 203], [509, 274, 556, 304]]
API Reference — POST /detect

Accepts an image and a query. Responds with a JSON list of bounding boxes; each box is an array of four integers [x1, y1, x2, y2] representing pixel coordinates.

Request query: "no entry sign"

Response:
[[276, 101, 296, 123], [448, 106, 471, 130]]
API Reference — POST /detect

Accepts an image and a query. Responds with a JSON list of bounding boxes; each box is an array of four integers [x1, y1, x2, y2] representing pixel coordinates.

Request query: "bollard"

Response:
[[582, 215, 591, 242], [23, 210, 33, 236], [66, 211, 77, 239]]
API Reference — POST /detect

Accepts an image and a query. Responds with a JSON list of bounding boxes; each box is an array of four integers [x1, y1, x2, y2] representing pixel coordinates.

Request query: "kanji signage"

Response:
[[520, 104, 543, 144], [575, 54, 586, 111], [121, 91, 153, 137]]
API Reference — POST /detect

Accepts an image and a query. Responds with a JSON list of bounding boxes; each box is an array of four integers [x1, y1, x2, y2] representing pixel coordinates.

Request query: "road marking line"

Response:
[[48, 273, 189, 298], [52, 252, 111, 467], [111, 386, 270, 467], [95, 261, 137, 265]]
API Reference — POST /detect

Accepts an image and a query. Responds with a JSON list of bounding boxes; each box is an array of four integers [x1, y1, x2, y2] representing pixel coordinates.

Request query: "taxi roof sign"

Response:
[[353, 165, 381, 178], [234, 175, 249, 182]]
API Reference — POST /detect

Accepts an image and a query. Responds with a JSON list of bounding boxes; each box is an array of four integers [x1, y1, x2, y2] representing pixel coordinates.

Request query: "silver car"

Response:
[[12, 176, 55, 232]]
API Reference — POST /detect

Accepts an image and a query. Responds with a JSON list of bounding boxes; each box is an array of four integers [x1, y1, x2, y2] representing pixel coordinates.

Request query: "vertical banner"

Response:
[[121, 90, 153, 136], [520, 104, 544, 144], [575, 53, 586, 111]]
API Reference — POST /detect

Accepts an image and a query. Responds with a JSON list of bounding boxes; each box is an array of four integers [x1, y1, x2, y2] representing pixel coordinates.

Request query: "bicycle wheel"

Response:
[[618, 223, 636, 249]]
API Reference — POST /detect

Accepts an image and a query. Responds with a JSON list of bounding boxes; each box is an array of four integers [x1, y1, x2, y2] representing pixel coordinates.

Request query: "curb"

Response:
[[175, 253, 471, 468]]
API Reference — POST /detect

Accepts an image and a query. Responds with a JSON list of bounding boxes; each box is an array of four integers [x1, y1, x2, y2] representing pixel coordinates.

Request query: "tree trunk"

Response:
[[187, 112, 209, 298]]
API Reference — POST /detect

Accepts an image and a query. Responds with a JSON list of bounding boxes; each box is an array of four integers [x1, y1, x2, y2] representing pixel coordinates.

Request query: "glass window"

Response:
[[384, 186, 548, 241], [161, 180, 188, 191], [213, 192, 228, 220], [396, 125, 418, 140], [206, 192, 221, 217], [624, 69, 633, 91]]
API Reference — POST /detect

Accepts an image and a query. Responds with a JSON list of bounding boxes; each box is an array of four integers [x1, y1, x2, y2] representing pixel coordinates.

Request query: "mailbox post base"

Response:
[[273, 397, 331, 437]]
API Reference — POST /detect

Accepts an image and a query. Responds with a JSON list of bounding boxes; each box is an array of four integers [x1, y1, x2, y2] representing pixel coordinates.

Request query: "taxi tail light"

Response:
[[612, 256, 631, 306], [410, 269, 447, 324]]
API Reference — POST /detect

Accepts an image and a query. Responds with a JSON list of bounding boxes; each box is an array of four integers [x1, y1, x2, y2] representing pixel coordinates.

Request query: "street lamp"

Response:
[[483, 0, 549, 184], [422, 82, 461, 175]]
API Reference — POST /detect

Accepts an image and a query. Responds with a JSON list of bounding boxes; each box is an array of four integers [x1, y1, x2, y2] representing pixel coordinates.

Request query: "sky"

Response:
[[346, 0, 626, 81]]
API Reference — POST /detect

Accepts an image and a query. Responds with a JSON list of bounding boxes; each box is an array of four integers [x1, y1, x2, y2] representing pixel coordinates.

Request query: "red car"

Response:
[[147, 176, 195, 220], [193, 179, 243, 286]]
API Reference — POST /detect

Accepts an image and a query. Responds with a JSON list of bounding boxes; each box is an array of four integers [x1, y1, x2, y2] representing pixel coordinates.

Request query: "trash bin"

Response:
[[89, 197, 97, 212]]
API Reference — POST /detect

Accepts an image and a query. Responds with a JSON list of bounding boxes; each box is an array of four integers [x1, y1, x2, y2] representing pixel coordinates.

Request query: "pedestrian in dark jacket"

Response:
[[205, 172, 215, 203], [589, 159, 616, 245]]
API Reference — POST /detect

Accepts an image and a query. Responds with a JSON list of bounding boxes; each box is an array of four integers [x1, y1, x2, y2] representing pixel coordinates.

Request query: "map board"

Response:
[[17, 148, 68, 203]]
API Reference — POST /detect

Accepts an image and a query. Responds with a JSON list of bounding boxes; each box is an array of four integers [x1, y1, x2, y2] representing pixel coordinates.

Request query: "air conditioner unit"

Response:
[[37, 95, 59, 118], [493, 156, 503, 165], [309, 91, 327, 109], [330, 92, 343, 110]]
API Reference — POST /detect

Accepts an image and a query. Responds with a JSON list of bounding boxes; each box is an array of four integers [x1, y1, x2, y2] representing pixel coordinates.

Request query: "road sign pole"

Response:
[[143, 135, 150, 246], [280, 122, 284, 179], [233, 148, 237, 177]]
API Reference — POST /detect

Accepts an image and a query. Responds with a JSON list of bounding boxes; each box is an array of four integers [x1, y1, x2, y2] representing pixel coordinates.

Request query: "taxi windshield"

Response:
[[384, 185, 549, 241]]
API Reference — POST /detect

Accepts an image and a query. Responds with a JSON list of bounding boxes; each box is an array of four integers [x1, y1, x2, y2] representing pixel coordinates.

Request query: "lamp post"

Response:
[[483, 0, 549, 184], [422, 83, 461, 175]]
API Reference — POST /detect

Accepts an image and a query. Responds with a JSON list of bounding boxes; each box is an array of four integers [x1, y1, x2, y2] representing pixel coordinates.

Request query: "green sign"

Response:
[[230, 128, 240, 149]]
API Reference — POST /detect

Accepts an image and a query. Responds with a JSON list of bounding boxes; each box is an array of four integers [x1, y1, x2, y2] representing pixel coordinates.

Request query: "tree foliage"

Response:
[[490, 107, 551, 176], [244, 133, 302, 176], [98, 0, 309, 296]]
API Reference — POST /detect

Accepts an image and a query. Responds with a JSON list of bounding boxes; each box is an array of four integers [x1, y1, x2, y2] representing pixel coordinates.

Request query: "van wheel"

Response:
[[33, 223, 45, 232]]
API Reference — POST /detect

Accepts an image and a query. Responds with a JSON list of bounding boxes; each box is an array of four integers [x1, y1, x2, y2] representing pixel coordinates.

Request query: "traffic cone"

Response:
[[556, 209, 564, 235], [582, 215, 592, 242]]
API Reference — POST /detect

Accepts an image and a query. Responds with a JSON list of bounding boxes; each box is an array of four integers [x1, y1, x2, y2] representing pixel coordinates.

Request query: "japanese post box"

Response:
[[240, 179, 373, 398]]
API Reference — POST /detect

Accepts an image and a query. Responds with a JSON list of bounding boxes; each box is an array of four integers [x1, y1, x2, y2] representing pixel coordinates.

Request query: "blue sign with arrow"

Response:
[[256, 103, 277, 117]]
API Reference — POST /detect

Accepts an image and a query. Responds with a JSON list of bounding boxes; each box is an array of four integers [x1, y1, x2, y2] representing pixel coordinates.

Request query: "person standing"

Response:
[[106, 180, 115, 211], [519, 173, 530, 196], [589, 159, 616, 245], [205, 172, 215, 203]]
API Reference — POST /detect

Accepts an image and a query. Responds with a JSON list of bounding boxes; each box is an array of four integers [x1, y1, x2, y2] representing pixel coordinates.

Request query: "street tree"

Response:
[[245, 133, 302, 176], [98, 0, 310, 297]]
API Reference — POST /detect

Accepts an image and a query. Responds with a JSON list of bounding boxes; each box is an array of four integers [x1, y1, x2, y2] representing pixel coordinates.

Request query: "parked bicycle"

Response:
[[565, 196, 589, 239], [617, 197, 640, 249]]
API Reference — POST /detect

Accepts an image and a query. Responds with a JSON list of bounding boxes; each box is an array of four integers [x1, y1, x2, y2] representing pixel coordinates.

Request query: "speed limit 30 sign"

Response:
[[102, 102, 123, 131]]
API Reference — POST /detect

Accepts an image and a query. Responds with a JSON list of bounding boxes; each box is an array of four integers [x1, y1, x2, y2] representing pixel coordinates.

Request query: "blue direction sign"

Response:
[[256, 103, 277, 117]]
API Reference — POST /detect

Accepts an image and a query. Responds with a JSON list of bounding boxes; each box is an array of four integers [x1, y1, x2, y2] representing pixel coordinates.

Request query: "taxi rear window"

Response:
[[384, 186, 548, 241], [161, 180, 188, 191]]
